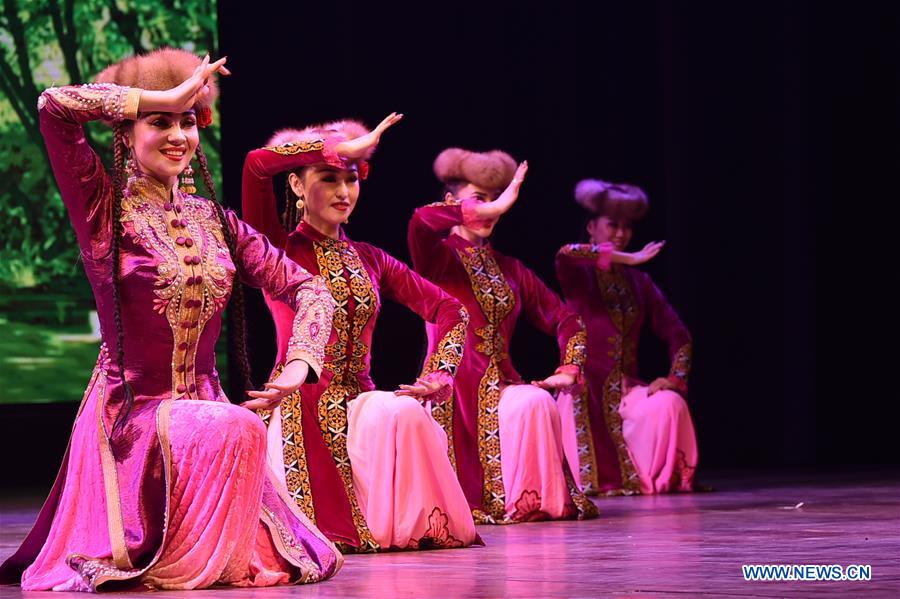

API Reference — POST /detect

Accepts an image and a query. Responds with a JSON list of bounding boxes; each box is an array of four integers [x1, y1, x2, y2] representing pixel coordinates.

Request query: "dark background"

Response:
[[5, 1, 896, 489], [216, 0, 897, 471]]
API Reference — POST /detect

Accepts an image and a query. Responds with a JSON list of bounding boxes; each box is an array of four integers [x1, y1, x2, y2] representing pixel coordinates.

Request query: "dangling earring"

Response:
[[179, 163, 196, 195], [125, 151, 136, 179], [295, 195, 305, 212]]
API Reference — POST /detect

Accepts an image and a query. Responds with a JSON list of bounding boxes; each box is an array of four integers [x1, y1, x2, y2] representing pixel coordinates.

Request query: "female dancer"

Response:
[[408, 148, 597, 524], [0, 49, 342, 591], [241, 119, 477, 552], [555, 179, 698, 495]]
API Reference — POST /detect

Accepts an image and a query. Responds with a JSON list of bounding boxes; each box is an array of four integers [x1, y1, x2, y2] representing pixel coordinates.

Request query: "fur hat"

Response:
[[95, 48, 218, 125], [267, 120, 374, 160], [575, 178, 649, 222], [433, 147, 517, 193]]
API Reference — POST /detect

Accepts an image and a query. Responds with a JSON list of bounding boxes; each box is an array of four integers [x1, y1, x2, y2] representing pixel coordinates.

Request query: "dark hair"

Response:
[[282, 176, 301, 230], [196, 145, 253, 396], [109, 137, 253, 434], [281, 167, 312, 230], [110, 122, 135, 433], [442, 180, 467, 198]]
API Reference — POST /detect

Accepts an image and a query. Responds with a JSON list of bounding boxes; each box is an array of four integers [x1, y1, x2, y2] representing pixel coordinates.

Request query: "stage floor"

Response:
[[1, 470, 898, 598]]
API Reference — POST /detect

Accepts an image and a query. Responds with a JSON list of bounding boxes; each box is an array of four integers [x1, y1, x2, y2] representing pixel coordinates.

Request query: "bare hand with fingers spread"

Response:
[[531, 371, 577, 391], [396, 375, 449, 400], [140, 54, 230, 114], [334, 112, 404, 160], [619, 240, 666, 266], [241, 359, 310, 412]]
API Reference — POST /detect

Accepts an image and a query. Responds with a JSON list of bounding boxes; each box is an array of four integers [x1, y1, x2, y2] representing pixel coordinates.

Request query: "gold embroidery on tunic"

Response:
[[670, 343, 692, 385], [456, 246, 515, 520], [564, 327, 587, 367], [596, 266, 641, 493], [423, 311, 468, 469], [259, 364, 316, 522], [120, 178, 230, 400], [312, 239, 379, 552], [571, 385, 600, 493]]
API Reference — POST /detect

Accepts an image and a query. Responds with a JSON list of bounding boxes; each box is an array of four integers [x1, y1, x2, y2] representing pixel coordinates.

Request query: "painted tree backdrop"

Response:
[[0, 0, 220, 403]]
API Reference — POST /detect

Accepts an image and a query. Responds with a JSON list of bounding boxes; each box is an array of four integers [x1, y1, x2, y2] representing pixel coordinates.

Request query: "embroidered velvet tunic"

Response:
[[408, 200, 595, 521], [556, 244, 692, 494], [0, 84, 339, 590], [242, 145, 468, 551]]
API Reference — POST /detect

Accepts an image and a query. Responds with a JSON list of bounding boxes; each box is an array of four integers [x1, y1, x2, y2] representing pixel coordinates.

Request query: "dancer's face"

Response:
[[448, 183, 499, 239], [128, 111, 199, 188], [587, 215, 633, 250], [290, 165, 360, 230]]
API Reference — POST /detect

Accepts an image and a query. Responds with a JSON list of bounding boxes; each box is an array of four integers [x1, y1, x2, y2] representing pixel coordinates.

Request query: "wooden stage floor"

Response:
[[1, 470, 898, 598]]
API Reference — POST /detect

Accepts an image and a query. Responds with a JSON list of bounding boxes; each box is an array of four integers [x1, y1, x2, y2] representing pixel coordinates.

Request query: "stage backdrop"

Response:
[[218, 1, 897, 471], [0, 0, 225, 405]]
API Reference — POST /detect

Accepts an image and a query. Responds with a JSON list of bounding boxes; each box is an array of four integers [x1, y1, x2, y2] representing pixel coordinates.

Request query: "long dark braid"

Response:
[[281, 178, 295, 230], [111, 123, 136, 433], [282, 176, 305, 230], [195, 145, 254, 396]]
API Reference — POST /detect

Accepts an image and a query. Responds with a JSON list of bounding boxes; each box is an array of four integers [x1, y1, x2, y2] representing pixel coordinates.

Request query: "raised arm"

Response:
[[241, 141, 338, 248], [407, 199, 480, 277], [242, 112, 403, 246], [38, 84, 140, 256], [556, 241, 666, 273], [40, 54, 228, 256]]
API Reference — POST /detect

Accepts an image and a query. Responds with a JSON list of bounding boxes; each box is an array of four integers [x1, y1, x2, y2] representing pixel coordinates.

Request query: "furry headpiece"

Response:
[[433, 147, 517, 194], [575, 178, 649, 222], [267, 120, 373, 178], [95, 47, 218, 126]]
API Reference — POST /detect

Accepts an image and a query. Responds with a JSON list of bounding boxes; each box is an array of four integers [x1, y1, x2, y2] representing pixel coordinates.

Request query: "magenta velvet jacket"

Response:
[[556, 243, 692, 494], [0, 84, 338, 589], [408, 200, 593, 521], [242, 144, 468, 551]]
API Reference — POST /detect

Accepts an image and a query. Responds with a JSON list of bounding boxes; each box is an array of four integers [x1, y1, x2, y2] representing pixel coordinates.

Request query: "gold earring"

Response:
[[295, 195, 305, 211], [125, 151, 136, 178], [179, 163, 196, 195]]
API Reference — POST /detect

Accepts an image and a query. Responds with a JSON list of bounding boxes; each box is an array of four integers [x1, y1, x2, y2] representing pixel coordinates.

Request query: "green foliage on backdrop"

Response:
[[0, 0, 223, 403]]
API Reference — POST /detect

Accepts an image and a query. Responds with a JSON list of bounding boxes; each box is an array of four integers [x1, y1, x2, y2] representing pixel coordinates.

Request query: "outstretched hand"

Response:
[[623, 241, 665, 266], [240, 359, 310, 412], [531, 370, 576, 391], [140, 54, 230, 114], [335, 112, 404, 160], [395, 376, 446, 399]]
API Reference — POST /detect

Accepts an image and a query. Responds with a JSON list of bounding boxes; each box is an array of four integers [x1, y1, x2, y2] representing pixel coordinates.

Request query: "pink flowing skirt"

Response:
[[559, 385, 698, 494], [498, 384, 575, 521], [346, 391, 477, 549], [18, 373, 341, 591], [619, 387, 698, 494]]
